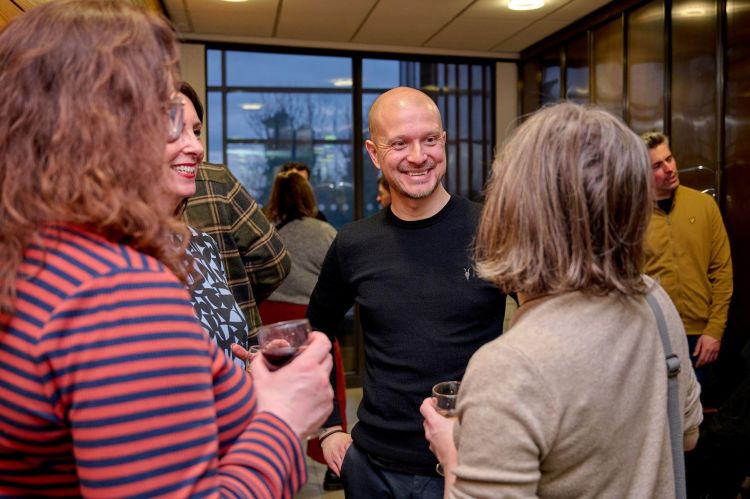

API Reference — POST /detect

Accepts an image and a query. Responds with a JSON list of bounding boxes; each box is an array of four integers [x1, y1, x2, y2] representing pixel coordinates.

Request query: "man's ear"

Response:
[[365, 139, 380, 168]]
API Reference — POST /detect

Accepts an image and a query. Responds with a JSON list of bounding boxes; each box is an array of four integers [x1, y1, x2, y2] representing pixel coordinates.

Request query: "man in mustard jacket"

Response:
[[642, 132, 733, 383]]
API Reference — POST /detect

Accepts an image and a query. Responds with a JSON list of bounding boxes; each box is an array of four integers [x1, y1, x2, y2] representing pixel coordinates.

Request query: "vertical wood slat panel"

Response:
[[0, 1, 24, 29]]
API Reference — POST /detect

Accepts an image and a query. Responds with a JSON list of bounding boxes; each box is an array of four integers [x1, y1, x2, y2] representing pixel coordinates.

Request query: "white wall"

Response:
[[495, 62, 519, 155]]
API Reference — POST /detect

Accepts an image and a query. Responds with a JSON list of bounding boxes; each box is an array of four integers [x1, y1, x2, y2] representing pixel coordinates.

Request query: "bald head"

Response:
[[364, 86, 449, 219], [368, 87, 443, 140]]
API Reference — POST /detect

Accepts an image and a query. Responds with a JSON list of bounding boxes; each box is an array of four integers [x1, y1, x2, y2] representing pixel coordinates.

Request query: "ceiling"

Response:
[[164, 0, 614, 59]]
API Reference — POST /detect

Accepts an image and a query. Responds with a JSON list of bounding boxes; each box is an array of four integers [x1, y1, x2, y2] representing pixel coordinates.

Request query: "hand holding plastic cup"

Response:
[[431, 380, 460, 477], [432, 380, 461, 418], [257, 318, 311, 369]]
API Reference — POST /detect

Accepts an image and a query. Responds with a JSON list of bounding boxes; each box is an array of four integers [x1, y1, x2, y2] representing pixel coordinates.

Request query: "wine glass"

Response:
[[432, 381, 460, 417], [432, 380, 460, 476], [257, 318, 311, 369]]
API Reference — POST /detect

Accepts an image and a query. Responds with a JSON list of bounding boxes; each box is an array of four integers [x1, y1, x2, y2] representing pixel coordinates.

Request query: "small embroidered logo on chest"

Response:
[[689, 216, 696, 224], [463, 266, 478, 280]]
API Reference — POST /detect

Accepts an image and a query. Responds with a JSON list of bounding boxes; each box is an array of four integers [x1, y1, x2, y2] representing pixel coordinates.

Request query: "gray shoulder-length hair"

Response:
[[475, 102, 653, 297]]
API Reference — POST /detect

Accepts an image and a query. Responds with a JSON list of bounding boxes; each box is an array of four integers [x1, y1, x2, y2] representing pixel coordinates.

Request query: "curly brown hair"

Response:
[[0, 0, 191, 312]]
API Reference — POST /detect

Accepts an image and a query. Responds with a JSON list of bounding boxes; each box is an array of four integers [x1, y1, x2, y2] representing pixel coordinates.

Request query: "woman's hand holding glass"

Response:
[[248, 331, 334, 440], [421, 381, 460, 479]]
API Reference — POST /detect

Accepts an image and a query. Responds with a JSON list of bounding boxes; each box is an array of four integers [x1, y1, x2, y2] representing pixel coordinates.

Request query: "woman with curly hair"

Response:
[[0, 1, 331, 496]]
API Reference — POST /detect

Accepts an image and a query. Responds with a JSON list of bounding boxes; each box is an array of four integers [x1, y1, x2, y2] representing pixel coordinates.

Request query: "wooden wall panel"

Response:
[[519, 0, 750, 402], [0, 1, 24, 30]]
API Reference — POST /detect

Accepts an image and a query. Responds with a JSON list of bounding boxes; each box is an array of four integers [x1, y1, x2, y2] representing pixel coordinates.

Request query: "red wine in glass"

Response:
[[258, 318, 311, 370], [262, 345, 298, 367]]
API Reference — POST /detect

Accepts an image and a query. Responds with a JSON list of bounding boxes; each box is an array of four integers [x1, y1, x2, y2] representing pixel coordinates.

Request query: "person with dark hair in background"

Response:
[[184, 99, 291, 342], [262, 170, 347, 491], [262, 170, 336, 317], [280, 161, 312, 181], [0, 2, 331, 496], [422, 103, 702, 497], [641, 132, 733, 385], [280, 160, 329, 222], [376, 175, 391, 208]]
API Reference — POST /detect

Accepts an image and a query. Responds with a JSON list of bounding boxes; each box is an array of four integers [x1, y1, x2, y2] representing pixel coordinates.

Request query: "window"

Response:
[[207, 48, 495, 228], [207, 50, 353, 227]]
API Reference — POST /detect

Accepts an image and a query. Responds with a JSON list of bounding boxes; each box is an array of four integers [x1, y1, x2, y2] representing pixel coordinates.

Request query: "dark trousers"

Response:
[[687, 335, 709, 387], [340, 443, 444, 499]]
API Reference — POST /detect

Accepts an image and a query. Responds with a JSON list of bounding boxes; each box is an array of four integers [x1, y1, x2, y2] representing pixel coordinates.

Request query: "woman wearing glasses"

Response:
[[167, 82, 250, 368], [0, 1, 332, 497]]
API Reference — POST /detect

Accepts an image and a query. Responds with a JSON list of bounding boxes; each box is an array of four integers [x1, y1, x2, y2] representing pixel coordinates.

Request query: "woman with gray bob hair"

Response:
[[422, 103, 702, 497], [476, 102, 652, 297]]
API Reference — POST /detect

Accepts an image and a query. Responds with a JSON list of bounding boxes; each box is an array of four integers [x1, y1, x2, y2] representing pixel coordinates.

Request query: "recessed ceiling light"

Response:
[[508, 0, 545, 10], [241, 103, 263, 111], [330, 78, 353, 87], [222, 0, 249, 2]]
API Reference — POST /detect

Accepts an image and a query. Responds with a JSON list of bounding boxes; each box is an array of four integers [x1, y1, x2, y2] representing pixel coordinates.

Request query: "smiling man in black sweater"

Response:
[[307, 87, 507, 499]]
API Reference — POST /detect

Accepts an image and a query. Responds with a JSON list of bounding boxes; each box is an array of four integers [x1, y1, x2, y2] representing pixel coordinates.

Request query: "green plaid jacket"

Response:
[[184, 162, 291, 338]]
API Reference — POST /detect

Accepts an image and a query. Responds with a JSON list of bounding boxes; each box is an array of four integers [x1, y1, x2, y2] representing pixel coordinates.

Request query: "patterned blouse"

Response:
[[187, 227, 249, 367]]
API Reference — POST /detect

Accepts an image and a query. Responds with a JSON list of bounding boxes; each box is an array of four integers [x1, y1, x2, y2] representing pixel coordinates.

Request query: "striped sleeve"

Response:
[[0, 225, 305, 497], [208, 332, 308, 498], [39, 262, 305, 496]]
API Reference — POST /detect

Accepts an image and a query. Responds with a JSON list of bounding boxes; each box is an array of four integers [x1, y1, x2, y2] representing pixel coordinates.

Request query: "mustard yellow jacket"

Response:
[[644, 186, 733, 340]]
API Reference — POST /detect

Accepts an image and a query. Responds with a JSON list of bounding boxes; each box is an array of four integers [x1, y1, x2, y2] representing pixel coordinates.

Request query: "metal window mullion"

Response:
[[467, 66, 474, 199], [353, 56, 364, 221], [222, 49, 228, 166], [443, 63, 451, 193], [485, 64, 493, 188], [455, 64, 462, 196]]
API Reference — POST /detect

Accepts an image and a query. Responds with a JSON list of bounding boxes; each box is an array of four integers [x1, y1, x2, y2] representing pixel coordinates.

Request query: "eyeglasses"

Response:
[[167, 98, 184, 143]]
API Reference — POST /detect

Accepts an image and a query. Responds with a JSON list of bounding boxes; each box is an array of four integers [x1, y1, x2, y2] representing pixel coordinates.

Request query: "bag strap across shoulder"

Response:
[[645, 291, 686, 499]]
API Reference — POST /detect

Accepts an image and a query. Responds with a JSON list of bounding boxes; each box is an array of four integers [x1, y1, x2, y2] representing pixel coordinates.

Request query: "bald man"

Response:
[[307, 87, 507, 498]]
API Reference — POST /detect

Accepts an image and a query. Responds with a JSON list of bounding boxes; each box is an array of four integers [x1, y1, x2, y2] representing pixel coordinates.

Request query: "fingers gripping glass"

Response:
[[432, 380, 460, 477], [167, 98, 184, 143]]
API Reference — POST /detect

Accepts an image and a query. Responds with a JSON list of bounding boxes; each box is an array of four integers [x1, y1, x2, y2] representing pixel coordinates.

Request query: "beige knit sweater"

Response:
[[451, 278, 702, 498]]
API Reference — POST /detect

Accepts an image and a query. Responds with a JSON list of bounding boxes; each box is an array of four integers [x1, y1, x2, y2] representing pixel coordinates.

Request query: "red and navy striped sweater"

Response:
[[0, 225, 305, 497]]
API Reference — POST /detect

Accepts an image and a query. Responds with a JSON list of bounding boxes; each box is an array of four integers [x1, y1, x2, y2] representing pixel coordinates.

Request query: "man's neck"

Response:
[[654, 186, 677, 201], [390, 186, 451, 221]]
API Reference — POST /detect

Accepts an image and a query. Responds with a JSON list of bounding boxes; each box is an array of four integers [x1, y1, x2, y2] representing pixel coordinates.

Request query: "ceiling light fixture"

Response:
[[508, 0, 545, 10], [221, 0, 249, 3], [330, 78, 353, 87]]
